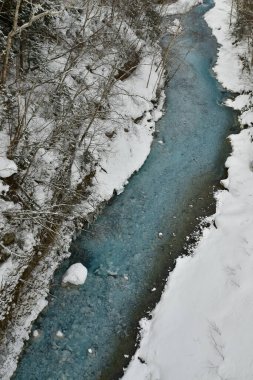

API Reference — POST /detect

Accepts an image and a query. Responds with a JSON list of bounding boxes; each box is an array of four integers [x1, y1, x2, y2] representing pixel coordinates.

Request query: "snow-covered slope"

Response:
[[122, 0, 253, 379]]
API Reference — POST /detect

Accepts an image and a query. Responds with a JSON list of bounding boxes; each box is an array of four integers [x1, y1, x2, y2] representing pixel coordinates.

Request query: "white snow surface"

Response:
[[160, 0, 202, 15], [88, 54, 165, 200], [0, 132, 17, 178], [55, 330, 64, 338], [205, 0, 252, 93], [32, 330, 39, 338], [62, 263, 88, 286], [122, 1, 253, 380]]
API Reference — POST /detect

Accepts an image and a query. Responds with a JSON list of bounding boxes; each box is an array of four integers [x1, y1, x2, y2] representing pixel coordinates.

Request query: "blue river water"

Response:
[[13, 1, 238, 379]]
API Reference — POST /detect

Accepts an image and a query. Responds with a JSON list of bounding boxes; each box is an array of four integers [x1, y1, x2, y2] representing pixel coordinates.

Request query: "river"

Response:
[[13, 1, 238, 379]]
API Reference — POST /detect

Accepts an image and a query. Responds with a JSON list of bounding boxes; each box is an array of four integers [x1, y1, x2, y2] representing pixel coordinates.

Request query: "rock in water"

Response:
[[33, 330, 40, 338], [62, 263, 88, 286], [56, 330, 64, 338]]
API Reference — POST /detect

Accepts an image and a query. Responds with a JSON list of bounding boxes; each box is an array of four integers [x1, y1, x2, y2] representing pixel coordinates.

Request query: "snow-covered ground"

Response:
[[85, 53, 165, 201], [122, 0, 253, 379], [0, 132, 17, 179]]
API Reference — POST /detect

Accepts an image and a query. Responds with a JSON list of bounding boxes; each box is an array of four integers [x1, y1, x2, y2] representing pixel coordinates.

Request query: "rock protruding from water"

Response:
[[62, 263, 88, 286]]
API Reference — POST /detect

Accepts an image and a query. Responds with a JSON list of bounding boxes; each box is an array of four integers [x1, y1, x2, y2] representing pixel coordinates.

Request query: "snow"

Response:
[[0, 179, 9, 194], [159, 0, 202, 16], [0, 258, 13, 290], [226, 95, 253, 127], [0, 158, 17, 178], [90, 56, 165, 200], [55, 330, 64, 338], [20, 232, 36, 253], [205, 1, 252, 93], [0, 131, 17, 178], [122, 1, 253, 380], [167, 18, 183, 35], [32, 330, 39, 338], [62, 263, 88, 286]]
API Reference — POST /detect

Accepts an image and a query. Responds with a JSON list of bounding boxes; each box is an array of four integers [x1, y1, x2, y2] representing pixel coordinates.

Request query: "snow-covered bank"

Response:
[[86, 54, 165, 201], [122, 1, 253, 379]]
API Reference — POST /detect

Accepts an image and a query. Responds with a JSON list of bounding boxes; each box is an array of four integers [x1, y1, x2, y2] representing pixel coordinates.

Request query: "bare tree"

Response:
[[0, 0, 60, 85], [232, 0, 253, 67]]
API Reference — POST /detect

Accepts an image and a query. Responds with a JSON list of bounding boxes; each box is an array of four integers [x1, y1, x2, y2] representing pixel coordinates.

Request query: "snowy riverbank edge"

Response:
[[122, 1, 253, 380], [0, 41, 168, 380]]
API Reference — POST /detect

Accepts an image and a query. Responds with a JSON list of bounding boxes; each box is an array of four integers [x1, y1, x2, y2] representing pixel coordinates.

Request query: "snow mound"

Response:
[[160, 0, 202, 16], [0, 131, 17, 178], [55, 330, 64, 338], [62, 263, 87, 286], [0, 158, 17, 178]]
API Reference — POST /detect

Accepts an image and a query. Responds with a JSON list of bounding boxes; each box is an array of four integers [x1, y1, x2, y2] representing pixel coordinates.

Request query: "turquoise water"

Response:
[[13, 1, 238, 379]]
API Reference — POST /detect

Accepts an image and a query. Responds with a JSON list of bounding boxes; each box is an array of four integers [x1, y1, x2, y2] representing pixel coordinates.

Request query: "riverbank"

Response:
[[122, 0, 253, 379]]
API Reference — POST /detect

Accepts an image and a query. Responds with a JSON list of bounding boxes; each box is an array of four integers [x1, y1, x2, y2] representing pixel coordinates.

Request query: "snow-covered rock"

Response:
[[0, 158, 17, 178], [0, 132, 17, 178], [32, 330, 40, 338], [55, 330, 64, 338], [62, 263, 88, 286]]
